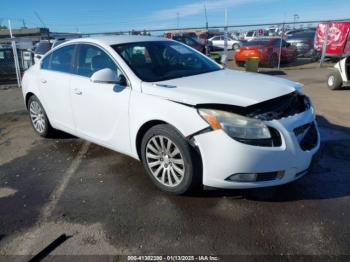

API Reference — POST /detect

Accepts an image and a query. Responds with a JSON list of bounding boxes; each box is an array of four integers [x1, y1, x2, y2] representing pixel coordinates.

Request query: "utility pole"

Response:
[[176, 12, 179, 32], [8, 20, 22, 87], [204, 3, 209, 55], [293, 14, 299, 29], [221, 8, 228, 66]]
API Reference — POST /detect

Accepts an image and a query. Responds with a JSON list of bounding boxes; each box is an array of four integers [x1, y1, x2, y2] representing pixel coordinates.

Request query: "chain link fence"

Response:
[[0, 36, 34, 86], [89, 19, 347, 70], [1, 18, 349, 87]]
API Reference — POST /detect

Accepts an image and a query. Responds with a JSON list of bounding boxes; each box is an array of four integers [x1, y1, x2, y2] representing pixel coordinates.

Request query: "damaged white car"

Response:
[[22, 36, 320, 194]]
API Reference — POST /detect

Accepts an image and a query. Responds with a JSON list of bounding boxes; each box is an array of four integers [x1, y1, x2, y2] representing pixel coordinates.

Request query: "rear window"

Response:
[[35, 42, 52, 55], [242, 40, 270, 46]]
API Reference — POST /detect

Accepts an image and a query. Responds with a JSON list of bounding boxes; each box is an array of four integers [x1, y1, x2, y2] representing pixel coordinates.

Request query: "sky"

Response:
[[1, 0, 349, 33]]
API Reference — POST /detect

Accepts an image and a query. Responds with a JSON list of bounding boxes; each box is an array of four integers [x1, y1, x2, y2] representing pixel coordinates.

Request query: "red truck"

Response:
[[315, 21, 350, 58]]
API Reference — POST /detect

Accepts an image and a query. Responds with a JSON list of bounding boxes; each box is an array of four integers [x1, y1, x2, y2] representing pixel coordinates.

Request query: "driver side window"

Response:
[[76, 44, 118, 77]]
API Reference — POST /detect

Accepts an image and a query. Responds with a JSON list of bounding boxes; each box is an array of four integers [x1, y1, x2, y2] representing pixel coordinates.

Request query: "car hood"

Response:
[[141, 69, 302, 107]]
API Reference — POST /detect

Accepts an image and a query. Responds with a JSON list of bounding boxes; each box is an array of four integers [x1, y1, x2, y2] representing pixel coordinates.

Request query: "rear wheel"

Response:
[[232, 43, 240, 50], [327, 69, 343, 90], [141, 124, 201, 194], [28, 95, 54, 137]]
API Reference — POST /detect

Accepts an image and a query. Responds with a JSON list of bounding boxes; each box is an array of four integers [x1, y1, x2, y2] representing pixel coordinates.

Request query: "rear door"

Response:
[[39, 44, 76, 132]]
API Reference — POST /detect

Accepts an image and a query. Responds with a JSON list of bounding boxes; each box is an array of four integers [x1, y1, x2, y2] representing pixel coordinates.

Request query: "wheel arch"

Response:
[[135, 119, 203, 166], [135, 119, 204, 187], [135, 120, 166, 160], [25, 92, 35, 109]]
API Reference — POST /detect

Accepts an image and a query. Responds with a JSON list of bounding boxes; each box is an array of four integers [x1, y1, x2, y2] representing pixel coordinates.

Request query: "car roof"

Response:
[[66, 35, 170, 46]]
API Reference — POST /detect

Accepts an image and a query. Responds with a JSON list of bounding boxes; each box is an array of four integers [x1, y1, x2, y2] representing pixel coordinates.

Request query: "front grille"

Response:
[[294, 122, 318, 151]]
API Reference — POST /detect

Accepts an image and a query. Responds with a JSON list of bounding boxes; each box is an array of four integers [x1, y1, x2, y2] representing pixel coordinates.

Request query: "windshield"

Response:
[[242, 40, 271, 46], [35, 42, 52, 55], [112, 41, 221, 82]]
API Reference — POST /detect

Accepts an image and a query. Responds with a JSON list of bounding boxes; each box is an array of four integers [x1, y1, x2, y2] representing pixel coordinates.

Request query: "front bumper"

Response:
[[194, 108, 320, 189]]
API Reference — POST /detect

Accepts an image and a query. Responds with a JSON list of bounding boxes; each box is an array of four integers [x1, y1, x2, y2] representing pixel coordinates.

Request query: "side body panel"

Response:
[[128, 90, 209, 159]]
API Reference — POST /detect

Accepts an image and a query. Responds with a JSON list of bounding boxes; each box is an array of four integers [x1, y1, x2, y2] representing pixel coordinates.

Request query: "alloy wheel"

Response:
[[29, 101, 46, 134], [145, 135, 185, 187], [328, 75, 335, 87]]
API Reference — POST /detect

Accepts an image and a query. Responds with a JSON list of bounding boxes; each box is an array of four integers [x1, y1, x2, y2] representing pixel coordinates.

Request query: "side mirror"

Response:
[[90, 68, 125, 85]]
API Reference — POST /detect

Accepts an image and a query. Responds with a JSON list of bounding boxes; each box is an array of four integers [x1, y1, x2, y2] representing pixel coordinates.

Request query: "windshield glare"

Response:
[[112, 41, 221, 82]]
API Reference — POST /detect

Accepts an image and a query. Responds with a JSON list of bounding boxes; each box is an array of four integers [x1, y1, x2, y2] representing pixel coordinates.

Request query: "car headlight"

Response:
[[198, 109, 271, 140]]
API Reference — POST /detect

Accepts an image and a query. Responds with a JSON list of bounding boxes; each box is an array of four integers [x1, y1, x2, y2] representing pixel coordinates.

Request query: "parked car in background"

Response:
[[172, 35, 205, 53], [208, 35, 241, 50], [33, 40, 53, 63], [0, 47, 23, 83], [34, 37, 80, 63], [287, 29, 319, 60], [198, 32, 221, 44], [242, 29, 276, 41], [22, 35, 319, 194], [243, 30, 258, 41], [315, 21, 350, 58], [235, 38, 297, 67]]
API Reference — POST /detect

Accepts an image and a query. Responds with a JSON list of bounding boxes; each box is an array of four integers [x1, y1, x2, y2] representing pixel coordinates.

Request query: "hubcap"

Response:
[[29, 101, 46, 133], [328, 75, 335, 86], [145, 135, 185, 187]]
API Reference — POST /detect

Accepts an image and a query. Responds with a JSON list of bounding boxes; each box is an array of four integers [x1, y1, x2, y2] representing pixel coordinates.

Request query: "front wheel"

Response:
[[28, 95, 55, 137], [141, 124, 201, 194], [327, 69, 343, 90]]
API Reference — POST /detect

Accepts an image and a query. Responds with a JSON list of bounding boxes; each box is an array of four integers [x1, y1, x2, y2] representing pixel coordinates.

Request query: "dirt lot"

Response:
[[0, 67, 350, 260]]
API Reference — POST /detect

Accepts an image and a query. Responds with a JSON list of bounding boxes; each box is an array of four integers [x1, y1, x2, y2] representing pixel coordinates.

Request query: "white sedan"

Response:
[[22, 36, 320, 194], [208, 35, 241, 50]]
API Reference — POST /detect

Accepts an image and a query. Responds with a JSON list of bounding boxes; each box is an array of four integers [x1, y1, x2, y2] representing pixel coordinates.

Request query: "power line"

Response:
[[34, 11, 47, 28]]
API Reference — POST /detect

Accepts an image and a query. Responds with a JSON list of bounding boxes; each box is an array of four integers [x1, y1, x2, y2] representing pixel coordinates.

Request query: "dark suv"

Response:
[[287, 30, 319, 59]]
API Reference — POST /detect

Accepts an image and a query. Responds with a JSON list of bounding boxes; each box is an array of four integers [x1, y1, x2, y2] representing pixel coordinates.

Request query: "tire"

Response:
[[232, 43, 240, 50], [269, 53, 278, 67], [140, 124, 201, 195], [27, 95, 55, 137], [327, 69, 343, 90], [236, 61, 245, 67]]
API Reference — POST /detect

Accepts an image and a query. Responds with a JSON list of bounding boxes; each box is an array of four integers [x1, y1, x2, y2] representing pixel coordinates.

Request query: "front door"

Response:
[[70, 44, 131, 153]]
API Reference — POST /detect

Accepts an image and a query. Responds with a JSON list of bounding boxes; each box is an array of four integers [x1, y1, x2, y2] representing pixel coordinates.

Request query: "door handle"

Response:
[[40, 79, 47, 84], [73, 88, 83, 95]]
